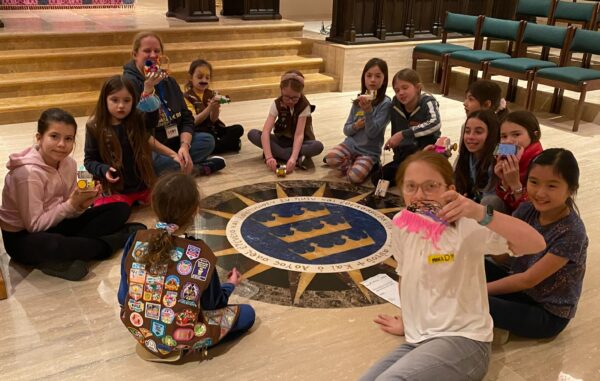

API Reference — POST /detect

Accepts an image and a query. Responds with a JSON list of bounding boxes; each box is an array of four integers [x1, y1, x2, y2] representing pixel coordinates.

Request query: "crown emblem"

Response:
[[295, 234, 375, 260], [257, 207, 330, 228], [275, 221, 352, 243]]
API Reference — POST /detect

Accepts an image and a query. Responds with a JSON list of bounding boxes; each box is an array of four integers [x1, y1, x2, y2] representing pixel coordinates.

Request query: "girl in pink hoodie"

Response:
[[0, 108, 142, 281]]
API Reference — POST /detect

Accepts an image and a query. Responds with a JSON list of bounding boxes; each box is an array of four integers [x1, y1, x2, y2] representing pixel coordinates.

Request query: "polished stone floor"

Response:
[[1, 2, 600, 380]]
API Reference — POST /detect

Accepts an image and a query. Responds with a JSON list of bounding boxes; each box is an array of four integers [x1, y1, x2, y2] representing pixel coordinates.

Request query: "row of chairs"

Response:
[[412, 4, 600, 131]]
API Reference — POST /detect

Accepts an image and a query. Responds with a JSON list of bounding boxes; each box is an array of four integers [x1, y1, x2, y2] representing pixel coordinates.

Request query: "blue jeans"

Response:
[[153, 132, 215, 175]]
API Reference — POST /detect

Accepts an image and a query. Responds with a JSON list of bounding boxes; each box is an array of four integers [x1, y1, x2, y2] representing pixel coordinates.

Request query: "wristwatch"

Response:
[[478, 204, 494, 226]]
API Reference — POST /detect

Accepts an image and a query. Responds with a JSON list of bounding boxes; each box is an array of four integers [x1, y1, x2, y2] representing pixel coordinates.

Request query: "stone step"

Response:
[[0, 72, 338, 125], [0, 38, 312, 74], [0, 55, 325, 99], [0, 21, 304, 51]]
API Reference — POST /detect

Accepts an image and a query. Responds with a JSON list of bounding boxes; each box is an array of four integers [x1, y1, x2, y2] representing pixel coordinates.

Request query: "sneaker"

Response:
[[195, 156, 226, 176], [492, 327, 510, 345], [39, 260, 88, 281], [297, 155, 308, 170]]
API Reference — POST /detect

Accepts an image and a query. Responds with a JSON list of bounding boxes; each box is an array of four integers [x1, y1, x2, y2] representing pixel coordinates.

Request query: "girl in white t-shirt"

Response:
[[358, 150, 545, 381]]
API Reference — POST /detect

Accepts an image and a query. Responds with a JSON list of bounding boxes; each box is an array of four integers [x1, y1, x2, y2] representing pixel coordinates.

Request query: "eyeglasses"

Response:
[[282, 95, 300, 102], [402, 181, 447, 195]]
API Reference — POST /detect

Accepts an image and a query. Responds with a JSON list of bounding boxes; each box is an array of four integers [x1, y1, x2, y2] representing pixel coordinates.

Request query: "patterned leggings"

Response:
[[325, 143, 376, 184]]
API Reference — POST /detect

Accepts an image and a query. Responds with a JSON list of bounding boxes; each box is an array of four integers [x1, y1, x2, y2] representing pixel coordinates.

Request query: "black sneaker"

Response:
[[297, 155, 308, 170], [39, 260, 88, 281], [195, 156, 226, 176]]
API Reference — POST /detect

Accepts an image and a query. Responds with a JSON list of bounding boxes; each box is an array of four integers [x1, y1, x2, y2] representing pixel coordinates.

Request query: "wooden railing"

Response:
[[327, 0, 518, 45]]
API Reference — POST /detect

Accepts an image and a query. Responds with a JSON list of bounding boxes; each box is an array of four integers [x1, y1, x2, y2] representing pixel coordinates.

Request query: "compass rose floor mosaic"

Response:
[[190, 180, 404, 308]]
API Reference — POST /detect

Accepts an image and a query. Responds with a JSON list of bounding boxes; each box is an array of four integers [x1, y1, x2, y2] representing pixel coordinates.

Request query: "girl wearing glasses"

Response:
[[325, 58, 392, 184], [248, 70, 323, 173], [359, 150, 545, 381]]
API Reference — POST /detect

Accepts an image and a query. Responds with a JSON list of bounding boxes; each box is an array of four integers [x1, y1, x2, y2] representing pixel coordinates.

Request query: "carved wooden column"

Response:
[[375, 0, 387, 40], [327, 0, 358, 44], [404, 0, 415, 38], [167, 0, 219, 22], [431, 0, 444, 36]]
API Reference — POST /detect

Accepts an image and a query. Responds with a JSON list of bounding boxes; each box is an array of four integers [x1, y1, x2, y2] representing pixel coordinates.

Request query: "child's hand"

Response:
[[208, 98, 221, 112], [286, 158, 296, 173], [226, 267, 242, 286], [438, 190, 484, 223], [353, 118, 365, 131], [374, 314, 405, 336], [384, 132, 403, 150], [358, 96, 373, 112], [105, 167, 120, 183], [69, 184, 100, 211], [422, 144, 435, 152], [265, 157, 277, 172], [499, 155, 521, 191], [143, 71, 166, 94]]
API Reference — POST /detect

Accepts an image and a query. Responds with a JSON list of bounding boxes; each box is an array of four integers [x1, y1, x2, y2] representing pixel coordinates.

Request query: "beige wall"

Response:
[[280, 0, 333, 20]]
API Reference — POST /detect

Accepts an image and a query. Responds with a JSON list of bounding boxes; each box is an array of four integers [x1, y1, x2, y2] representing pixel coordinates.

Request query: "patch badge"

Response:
[[143, 282, 163, 303], [162, 335, 177, 347], [129, 268, 146, 284], [176, 309, 197, 327], [180, 282, 200, 305], [219, 327, 228, 340], [132, 241, 149, 261], [129, 283, 143, 301], [194, 323, 207, 337], [132, 262, 146, 270], [165, 275, 180, 291], [161, 308, 175, 324], [177, 260, 193, 276], [145, 302, 161, 320], [128, 327, 144, 343], [130, 312, 143, 327], [173, 328, 195, 343], [170, 247, 184, 262], [151, 320, 166, 338], [157, 344, 173, 355], [163, 291, 177, 308], [191, 258, 210, 281], [128, 299, 144, 313], [192, 338, 212, 350], [145, 339, 158, 353], [185, 244, 201, 260], [139, 328, 152, 338]]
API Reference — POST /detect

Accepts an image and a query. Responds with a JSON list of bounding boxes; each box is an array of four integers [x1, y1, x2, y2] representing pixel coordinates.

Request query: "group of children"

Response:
[[0, 30, 589, 379]]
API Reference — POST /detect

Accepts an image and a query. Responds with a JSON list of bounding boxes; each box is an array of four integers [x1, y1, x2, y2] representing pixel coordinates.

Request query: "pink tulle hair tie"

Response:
[[281, 73, 305, 85], [497, 98, 507, 112]]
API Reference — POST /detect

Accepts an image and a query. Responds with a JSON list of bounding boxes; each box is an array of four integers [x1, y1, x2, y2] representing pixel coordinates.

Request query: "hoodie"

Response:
[[123, 60, 194, 151], [0, 146, 80, 233]]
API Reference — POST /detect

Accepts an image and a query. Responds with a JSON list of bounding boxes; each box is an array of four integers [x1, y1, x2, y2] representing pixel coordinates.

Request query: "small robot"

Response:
[[143, 55, 170, 76], [433, 137, 457, 158], [276, 164, 287, 177], [358, 89, 376, 102], [76, 165, 95, 191], [213, 91, 231, 104]]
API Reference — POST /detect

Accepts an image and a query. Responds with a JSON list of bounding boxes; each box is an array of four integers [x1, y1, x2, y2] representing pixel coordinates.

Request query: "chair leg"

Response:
[[551, 88, 564, 114], [573, 88, 586, 132], [528, 81, 538, 111], [412, 57, 417, 70], [482, 62, 490, 80], [506, 78, 516, 102], [435, 61, 443, 84], [442, 60, 451, 96], [525, 74, 534, 110], [468, 69, 477, 84]]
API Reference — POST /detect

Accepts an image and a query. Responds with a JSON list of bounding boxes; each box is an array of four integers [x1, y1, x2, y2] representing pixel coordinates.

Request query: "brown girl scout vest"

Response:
[[120, 229, 240, 359], [273, 95, 316, 141], [182, 88, 226, 134]]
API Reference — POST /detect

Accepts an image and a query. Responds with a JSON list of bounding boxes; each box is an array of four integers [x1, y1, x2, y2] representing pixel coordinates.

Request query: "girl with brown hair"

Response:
[[85, 75, 156, 207]]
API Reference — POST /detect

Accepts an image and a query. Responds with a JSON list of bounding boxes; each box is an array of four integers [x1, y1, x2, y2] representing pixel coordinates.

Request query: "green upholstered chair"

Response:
[[528, 28, 600, 131], [483, 23, 573, 102], [441, 17, 525, 96], [412, 13, 483, 86], [551, 0, 599, 30], [515, 0, 557, 20]]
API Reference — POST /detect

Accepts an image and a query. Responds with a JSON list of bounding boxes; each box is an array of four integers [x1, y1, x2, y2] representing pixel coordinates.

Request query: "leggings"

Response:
[[247, 129, 324, 161], [485, 258, 570, 338], [325, 143, 376, 184], [2, 202, 130, 266], [212, 124, 244, 154]]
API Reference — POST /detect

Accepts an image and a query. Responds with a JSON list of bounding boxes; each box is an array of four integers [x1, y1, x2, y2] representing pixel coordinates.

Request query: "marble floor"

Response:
[[0, 87, 599, 380], [1, 2, 600, 380]]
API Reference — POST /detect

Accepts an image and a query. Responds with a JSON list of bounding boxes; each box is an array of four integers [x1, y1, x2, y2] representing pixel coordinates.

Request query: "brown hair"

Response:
[[396, 151, 455, 193], [467, 79, 508, 121], [87, 75, 155, 193], [185, 59, 212, 91], [393, 68, 422, 90], [280, 70, 305, 93], [38, 108, 77, 136], [141, 173, 201, 273], [356, 58, 389, 107], [502, 110, 541, 144], [132, 31, 164, 55]]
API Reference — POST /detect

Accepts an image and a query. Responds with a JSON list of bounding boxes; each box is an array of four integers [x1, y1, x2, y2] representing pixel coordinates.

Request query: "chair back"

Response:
[[480, 17, 524, 42], [567, 28, 600, 68], [521, 23, 570, 49], [553, 1, 599, 29], [443, 12, 481, 35], [516, 0, 556, 18]]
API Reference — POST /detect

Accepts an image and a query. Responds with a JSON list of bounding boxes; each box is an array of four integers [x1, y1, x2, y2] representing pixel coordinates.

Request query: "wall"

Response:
[[280, 0, 333, 20]]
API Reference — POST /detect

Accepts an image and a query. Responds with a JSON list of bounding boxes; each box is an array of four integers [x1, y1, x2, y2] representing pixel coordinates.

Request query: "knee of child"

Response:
[[239, 304, 256, 330]]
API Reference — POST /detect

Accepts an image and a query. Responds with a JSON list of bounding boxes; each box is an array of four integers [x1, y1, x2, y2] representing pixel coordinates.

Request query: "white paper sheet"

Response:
[[361, 273, 401, 308]]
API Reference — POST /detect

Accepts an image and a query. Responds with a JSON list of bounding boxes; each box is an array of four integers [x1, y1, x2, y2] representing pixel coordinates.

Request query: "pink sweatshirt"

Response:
[[0, 146, 81, 233]]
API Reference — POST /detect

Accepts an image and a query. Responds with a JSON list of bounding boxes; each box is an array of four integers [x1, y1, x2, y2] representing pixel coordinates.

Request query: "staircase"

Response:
[[0, 21, 338, 124]]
